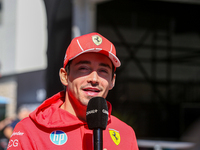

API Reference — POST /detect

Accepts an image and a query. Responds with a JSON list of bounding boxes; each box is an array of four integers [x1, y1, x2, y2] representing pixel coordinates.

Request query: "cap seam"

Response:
[[77, 39, 84, 51], [110, 44, 112, 52]]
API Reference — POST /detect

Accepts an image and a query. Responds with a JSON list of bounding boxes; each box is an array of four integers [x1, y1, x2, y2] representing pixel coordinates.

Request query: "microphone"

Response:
[[86, 97, 109, 150]]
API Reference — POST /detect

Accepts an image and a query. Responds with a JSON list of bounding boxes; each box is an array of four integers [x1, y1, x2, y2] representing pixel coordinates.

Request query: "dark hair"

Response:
[[65, 60, 72, 74]]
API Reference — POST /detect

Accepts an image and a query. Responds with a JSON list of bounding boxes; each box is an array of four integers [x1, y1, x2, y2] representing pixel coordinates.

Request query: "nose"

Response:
[[87, 71, 99, 86]]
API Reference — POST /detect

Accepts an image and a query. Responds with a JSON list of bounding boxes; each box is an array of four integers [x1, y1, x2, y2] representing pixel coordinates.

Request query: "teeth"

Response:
[[90, 89, 97, 92], [84, 89, 99, 92]]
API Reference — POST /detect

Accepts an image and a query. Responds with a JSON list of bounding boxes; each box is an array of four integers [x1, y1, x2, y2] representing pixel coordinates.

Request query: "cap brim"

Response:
[[69, 48, 121, 68]]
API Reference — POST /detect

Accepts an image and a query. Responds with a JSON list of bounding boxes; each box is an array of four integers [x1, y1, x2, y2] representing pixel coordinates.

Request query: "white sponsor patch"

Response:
[[7, 139, 19, 149], [11, 131, 24, 137]]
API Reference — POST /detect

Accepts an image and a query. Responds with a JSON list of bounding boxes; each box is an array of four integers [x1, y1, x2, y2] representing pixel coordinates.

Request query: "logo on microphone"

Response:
[[102, 109, 108, 115], [109, 128, 121, 145], [86, 109, 98, 116], [50, 130, 67, 145]]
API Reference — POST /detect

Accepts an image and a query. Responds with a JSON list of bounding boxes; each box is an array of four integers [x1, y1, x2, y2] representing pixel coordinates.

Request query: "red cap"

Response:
[[63, 32, 121, 69]]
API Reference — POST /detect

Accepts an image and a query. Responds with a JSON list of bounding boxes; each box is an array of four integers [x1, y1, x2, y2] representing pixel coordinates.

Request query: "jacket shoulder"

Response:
[[110, 115, 133, 130]]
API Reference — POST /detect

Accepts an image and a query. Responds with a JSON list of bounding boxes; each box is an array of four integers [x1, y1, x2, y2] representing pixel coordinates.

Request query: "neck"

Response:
[[60, 91, 87, 122]]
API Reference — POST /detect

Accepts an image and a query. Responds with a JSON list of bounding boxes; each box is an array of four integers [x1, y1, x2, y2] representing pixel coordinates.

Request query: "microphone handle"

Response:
[[93, 128, 103, 150]]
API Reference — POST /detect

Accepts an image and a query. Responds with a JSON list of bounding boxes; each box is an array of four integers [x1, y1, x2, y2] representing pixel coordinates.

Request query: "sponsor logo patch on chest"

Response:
[[50, 130, 67, 145], [109, 128, 121, 145]]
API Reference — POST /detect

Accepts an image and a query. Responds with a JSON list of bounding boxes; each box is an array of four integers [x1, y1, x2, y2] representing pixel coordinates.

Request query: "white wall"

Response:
[[0, 0, 47, 76], [0, 0, 17, 76]]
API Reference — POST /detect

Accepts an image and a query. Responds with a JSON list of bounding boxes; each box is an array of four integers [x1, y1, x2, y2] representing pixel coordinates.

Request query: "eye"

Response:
[[79, 67, 86, 70], [99, 69, 109, 73], [78, 66, 89, 71]]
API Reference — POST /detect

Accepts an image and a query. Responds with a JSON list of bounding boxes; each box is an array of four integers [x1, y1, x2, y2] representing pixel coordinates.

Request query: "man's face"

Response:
[[66, 52, 115, 107]]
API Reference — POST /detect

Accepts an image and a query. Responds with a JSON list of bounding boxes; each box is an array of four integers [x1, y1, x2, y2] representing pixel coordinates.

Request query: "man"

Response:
[[4, 106, 31, 139], [7, 32, 138, 150]]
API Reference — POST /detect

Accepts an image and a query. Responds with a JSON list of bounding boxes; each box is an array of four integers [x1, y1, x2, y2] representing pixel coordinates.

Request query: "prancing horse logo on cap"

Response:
[[92, 35, 102, 46]]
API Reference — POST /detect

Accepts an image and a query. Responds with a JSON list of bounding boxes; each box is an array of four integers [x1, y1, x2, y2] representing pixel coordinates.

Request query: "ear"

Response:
[[59, 68, 68, 86], [109, 73, 116, 90]]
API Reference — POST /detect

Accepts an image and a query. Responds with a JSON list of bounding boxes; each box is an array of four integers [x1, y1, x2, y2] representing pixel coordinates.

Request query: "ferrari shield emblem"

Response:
[[109, 128, 121, 145], [92, 35, 102, 46]]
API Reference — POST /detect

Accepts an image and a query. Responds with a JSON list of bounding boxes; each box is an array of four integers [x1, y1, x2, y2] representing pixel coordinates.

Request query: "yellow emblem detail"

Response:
[[92, 35, 102, 46], [109, 129, 121, 145]]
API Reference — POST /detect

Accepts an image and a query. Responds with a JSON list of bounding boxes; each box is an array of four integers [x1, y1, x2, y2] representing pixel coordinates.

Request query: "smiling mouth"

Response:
[[83, 88, 100, 92]]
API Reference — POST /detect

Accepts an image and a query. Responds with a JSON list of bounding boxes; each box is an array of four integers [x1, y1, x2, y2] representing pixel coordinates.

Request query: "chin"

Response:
[[81, 99, 90, 106]]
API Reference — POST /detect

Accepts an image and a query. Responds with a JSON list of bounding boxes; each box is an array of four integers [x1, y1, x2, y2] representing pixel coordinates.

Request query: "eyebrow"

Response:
[[99, 63, 111, 69], [75, 60, 90, 66], [75, 60, 111, 69]]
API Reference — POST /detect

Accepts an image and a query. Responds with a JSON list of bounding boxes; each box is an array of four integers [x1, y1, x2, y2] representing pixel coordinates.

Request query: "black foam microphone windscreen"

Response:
[[86, 97, 108, 130]]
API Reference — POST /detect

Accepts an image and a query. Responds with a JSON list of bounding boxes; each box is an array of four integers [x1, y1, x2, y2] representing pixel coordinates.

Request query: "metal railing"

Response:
[[137, 139, 195, 150]]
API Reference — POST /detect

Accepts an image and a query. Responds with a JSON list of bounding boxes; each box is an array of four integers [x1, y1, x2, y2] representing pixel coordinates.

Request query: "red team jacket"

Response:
[[7, 91, 138, 150]]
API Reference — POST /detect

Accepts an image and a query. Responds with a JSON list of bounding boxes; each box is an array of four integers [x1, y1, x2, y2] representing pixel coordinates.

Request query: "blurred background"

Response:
[[1, 0, 200, 149]]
